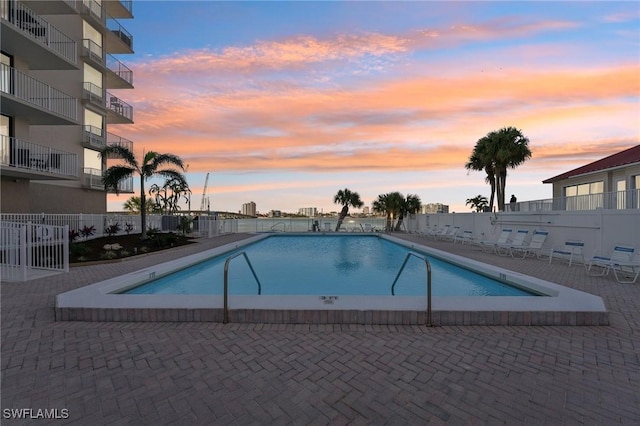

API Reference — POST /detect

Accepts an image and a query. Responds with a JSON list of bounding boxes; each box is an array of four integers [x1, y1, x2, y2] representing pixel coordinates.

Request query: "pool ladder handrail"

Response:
[[390, 251, 433, 327], [223, 252, 262, 324], [270, 222, 286, 232]]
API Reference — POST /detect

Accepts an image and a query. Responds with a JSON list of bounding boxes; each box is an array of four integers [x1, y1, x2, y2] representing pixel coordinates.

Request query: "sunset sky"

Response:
[[107, 1, 640, 214]]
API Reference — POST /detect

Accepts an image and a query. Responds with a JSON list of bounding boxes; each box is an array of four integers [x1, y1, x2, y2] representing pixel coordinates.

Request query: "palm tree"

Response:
[[372, 192, 403, 231], [394, 193, 422, 232], [466, 127, 531, 211], [465, 195, 489, 212], [101, 146, 186, 239], [123, 196, 160, 214], [333, 188, 364, 231]]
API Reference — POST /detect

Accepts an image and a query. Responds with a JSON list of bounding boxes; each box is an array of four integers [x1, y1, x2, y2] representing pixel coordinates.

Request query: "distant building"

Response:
[[298, 207, 318, 217], [268, 210, 281, 218], [421, 203, 449, 214], [362, 206, 370, 215], [242, 201, 256, 216]]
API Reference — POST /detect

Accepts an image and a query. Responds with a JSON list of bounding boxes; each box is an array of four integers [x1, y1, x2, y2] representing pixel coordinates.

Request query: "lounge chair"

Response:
[[549, 240, 585, 266], [496, 229, 529, 256], [429, 225, 450, 240], [478, 228, 512, 254], [610, 254, 640, 284], [453, 230, 475, 245], [585, 244, 636, 281], [440, 226, 460, 242], [510, 230, 549, 259]]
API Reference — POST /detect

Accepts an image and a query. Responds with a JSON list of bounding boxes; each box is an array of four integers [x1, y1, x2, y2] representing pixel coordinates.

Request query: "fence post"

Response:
[[20, 224, 27, 281], [63, 225, 69, 273]]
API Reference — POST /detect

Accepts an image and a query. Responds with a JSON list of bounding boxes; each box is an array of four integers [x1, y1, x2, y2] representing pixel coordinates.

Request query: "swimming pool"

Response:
[[55, 233, 608, 325], [124, 235, 535, 297]]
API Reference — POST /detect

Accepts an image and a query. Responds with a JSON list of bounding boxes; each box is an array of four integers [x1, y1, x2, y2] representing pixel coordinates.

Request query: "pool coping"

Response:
[[55, 233, 608, 325]]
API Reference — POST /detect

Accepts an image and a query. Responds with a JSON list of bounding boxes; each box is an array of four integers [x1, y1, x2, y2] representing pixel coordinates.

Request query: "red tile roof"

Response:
[[543, 145, 640, 183]]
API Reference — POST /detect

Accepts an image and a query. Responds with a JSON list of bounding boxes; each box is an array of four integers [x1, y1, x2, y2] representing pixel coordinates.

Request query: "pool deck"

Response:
[[2, 233, 639, 424]]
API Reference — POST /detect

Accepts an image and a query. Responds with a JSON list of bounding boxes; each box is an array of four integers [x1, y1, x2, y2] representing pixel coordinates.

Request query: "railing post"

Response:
[[63, 225, 69, 272], [19, 224, 27, 282]]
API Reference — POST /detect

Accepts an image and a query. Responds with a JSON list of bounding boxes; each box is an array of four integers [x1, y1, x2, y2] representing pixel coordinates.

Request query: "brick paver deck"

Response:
[[2, 233, 639, 424]]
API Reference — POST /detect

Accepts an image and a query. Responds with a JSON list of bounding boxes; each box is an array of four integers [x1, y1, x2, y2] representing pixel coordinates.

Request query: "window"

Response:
[[84, 63, 103, 98], [1, 51, 12, 94], [563, 181, 604, 210]]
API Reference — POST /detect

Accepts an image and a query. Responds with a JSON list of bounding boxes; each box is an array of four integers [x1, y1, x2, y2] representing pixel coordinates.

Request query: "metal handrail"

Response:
[[390, 251, 433, 326], [270, 222, 286, 232], [223, 252, 262, 323]]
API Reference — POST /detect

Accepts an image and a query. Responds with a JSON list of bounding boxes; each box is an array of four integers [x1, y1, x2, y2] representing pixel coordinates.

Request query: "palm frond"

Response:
[[101, 145, 138, 169], [102, 165, 135, 194]]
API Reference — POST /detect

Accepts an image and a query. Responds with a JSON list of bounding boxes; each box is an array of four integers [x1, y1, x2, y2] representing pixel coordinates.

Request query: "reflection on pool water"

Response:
[[124, 235, 536, 297]]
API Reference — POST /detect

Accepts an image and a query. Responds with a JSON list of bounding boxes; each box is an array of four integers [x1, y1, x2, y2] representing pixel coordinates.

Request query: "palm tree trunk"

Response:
[[394, 214, 404, 231], [140, 175, 147, 239], [335, 206, 348, 231]]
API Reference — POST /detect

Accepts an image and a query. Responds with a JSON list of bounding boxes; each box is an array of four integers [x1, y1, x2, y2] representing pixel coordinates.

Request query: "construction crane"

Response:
[[200, 172, 210, 212]]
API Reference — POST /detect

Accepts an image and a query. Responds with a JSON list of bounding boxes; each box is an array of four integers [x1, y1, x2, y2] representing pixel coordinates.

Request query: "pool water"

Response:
[[125, 235, 536, 297]]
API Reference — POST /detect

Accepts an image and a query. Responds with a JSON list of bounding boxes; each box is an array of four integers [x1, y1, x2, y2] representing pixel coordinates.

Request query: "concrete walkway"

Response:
[[1, 233, 639, 424]]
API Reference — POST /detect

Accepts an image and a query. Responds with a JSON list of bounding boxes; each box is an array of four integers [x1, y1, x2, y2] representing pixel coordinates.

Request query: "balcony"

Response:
[[105, 91, 133, 124], [0, 0, 77, 69], [106, 131, 133, 154], [82, 81, 105, 109], [106, 54, 133, 88], [105, 12, 133, 54], [81, 38, 104, 69], [82, 125, 106, 150], [83, 167, 133, 193], [0, 135, 78, 180], [510, 190, 640, 212], [1, 63, 79, 125], [103, 0, 132, 19]]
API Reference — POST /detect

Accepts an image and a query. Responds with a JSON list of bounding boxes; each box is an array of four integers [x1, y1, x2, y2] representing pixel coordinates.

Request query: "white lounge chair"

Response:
[[440, 226, 460, 242], [478, 228, 512, 254], [496, 229, 529, 256], [610, 254, 640, 284], [453, 230, 475, 245], [549, 240, 585, 266], [510, 230, 549, 259], [430, 225, 450, 240], [586, 244, 636, 281]]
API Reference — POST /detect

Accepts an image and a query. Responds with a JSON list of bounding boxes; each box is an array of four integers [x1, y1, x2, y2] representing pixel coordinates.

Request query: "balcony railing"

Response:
[[106, 53, 133, 87], [1, 135, 78, 177], [82, 81, 105, 106], [79, 0, 106, 25], [509, 190, 640, 212], [82, 38, 104, 66], [107, 131, 133, 152], [106, 91, 133, 122], [82, 125, 105, 150], [0, 63, 78, 122], [1, 0, 77, 64], [83, 167, 133, 193], [106, 12, 133, 51]]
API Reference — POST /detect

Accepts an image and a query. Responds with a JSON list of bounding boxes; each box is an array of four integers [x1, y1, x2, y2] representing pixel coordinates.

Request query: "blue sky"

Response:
[[106, 1, 640, 214]]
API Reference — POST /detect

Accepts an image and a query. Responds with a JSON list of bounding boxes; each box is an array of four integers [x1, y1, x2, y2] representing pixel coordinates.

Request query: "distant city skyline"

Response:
[[107, 1, 639, 213]]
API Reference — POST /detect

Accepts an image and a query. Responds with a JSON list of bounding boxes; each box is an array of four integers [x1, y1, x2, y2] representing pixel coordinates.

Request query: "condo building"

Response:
[[1, 0, 135, 213], [241, 201, 256, 217]]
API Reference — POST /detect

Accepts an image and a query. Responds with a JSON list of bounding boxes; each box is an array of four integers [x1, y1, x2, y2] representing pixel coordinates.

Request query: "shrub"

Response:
[[120, 250, 130, 257], [99, 251, 118, 260], [177, 216, 193, 236], [69, 229, 80, 243], [80, 225, 96, 240], [104, 223, 121, 237], [70, 243, 90, 258], [124, 223, 135, 235]]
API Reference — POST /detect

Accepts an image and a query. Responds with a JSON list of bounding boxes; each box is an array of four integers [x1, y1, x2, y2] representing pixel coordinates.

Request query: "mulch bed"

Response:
[[69, 232, 195, 263]]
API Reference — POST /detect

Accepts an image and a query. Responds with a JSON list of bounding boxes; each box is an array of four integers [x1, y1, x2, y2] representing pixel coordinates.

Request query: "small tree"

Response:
[[465, 195, 489, 212], [333, 188, 364, 231], [101, 146, 186, 239]]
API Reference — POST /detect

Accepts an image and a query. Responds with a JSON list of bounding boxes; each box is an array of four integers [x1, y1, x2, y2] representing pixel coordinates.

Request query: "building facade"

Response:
[[241, 201, 256, 217], [1, 0, 135, 213], [543, 145, 640, 210], [421, 203, 449, 214], [298, 207, 317, 217]]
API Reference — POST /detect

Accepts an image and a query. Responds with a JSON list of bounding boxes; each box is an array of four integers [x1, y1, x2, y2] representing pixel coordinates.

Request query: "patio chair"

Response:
[[549, 240, 585, 266], [440, 226, 461, 242], [610, 254, 640, 284], [429, 225, 450, 240], [478, 228, 512, 254], [585, 244, 636, 280], [510, 230, 549, 259], [496, 229, 529, 256], [453, 230, 475, 245]]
